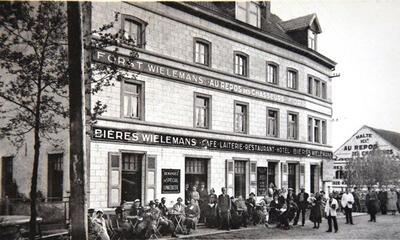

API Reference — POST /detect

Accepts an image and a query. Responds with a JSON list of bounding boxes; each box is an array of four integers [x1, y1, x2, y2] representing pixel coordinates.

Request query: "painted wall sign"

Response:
[[92, 126, 333, 159], [92, 49, 308, 108], [161, 169, 180, 193]]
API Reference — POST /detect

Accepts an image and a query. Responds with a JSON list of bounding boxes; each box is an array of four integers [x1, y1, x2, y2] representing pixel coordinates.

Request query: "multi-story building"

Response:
[[1, 1, 336, 209]]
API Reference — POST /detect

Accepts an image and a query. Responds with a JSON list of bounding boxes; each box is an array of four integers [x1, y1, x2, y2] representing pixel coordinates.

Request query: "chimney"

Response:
[[260, 1, 271, 30]]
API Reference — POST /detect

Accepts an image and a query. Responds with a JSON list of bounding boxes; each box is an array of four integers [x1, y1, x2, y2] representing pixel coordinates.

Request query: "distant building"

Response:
[[333, 125, 400, 191]]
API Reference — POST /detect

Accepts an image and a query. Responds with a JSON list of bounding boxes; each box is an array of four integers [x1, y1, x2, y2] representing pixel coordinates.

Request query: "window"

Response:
[[122, 80, 144, 120], [234, 102, 248, 134], [234, 52, 248, 77], [287, 69, 297, 90], [287, 113, 298, 140], [194, 39, 211, 66], [194, 93, 211, 129], [122, 15, 147, 47], [308, 75, 327, 99], [308, 29, 317, 50], [1, 156, 15, 198], [48, 153, 63, 200], [234, 161, 246, 197], [121, 153, 143, 203], [267, 109, 279, 137], [266, 63, 278, 84], [308, 116, 327, 144], [236, 1, 261, 28]]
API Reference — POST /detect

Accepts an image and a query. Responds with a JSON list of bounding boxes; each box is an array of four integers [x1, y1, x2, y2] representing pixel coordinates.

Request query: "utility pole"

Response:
[[67, 2, 88, 239]]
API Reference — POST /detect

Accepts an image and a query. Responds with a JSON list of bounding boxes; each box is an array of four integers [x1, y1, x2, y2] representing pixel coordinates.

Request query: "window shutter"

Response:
[[108, 152, 121, 207], [226, 159, 235, 197], [281, 162, 288, 189], [145, 155, 157, 204], [249, 161, 257, 195], [299, 164, 305, 190], [315, 165, 320, 192]]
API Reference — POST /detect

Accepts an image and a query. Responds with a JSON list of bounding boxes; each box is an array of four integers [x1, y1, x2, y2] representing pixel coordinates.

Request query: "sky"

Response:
[[271, 0, 400, 150]]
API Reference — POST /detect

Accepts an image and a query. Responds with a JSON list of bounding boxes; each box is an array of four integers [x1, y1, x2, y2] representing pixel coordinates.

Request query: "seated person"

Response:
[[185, 198, 200, 234], [129, 199, 147, 237], [92, 209, 110, 240], [114, 206, 135, 240], [171, 197, 186, 233], [268, 195, 282, 224], [278, 199, 298, 230], [158, 197, 169, 217], [235, 196, 248, 227], [147, 200, 177, 238], [254, 202, 267, 225]]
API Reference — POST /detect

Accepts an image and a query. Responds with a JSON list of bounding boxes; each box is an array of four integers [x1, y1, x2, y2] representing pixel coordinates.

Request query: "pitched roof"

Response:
[[279, 13, 321, 33], [368, 126, 400, 151]]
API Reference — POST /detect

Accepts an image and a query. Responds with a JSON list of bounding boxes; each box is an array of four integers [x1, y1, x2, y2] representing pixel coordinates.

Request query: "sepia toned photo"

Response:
[[1, 0, 399, 239]]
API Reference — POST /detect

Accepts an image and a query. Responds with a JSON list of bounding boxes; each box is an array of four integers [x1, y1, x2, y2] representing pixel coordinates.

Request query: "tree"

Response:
[[344, 148, 400, 189], [0, 2, 68, 239], [0, 2, 138, 239]]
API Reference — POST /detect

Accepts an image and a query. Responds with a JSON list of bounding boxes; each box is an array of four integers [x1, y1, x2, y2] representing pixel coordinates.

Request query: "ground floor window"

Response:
[[48, 153, 63, 201], [288, 163, 297, 191], [1, 156, 15, 198], [267, 162, 277, 188], [121, 153, 143, 202], [234, 161, 246, 198], [310, 165, 320, 193], [185, 158, 208, 190]]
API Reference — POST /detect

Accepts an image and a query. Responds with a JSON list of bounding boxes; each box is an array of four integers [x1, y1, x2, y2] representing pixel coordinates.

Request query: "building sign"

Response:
[[92, 49, 307, 108], [92, 126, 333, 159], [161, 169, 180, 194], [322, 159, 334, 181], [257, 167, 268, 196]]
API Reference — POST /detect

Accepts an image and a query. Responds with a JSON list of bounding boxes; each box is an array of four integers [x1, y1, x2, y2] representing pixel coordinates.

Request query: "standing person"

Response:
[[185, 184, 191, 205], [309, 193, 322, 229], [218, 187, 231, 230], [387, 187, 398, 215], [366, 186, 379, 222], [287, 188, 295, 203], [246, 192, 256, 225], [293, 187, 309, 226], [198, 183, 208, 223], [341, 188, 355, 225], [206, 188, 218, 228], [190, 186, 200, 205], [378, 187, 387, 215], [352, 187, 361, 212], [325, 193, 339, 233]]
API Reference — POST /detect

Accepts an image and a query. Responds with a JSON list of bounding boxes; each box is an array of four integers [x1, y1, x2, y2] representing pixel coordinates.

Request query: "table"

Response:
[[170, 212, 185, 233], [0, 215, 43, 238]]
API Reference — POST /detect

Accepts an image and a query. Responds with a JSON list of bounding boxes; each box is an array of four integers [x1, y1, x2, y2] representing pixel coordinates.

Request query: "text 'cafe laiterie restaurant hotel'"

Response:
[[0, 1, 337, 209]]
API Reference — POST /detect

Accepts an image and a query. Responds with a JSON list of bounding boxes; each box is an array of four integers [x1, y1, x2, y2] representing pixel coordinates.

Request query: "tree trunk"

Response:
[[29, 126, 40, 240], [68, 2, 88, 239]]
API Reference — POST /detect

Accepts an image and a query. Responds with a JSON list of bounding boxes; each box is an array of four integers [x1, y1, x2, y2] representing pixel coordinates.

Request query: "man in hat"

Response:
[[218, 187, 231, 230], [129, 199, 145, 230], [147, 200, 177, 238], [293, 187, 309, 226], [246, 192, 256, 225], [325, 193, 339, 233], [114, 206, 135, 240]]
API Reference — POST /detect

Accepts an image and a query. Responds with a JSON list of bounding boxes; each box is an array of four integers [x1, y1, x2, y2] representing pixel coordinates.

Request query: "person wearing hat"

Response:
[[146, 200, 177, 238], [287, 188, 295, 204], [325, 193, 339, 233], [185, 198, 200, 234], [246, 192, 256, 225], [114, 206, 135, 240], [92, 209, 110, 240], [172, 197, 187, 232], [366, 186, 379, 222], [387, 187, 398, 215], [293, 187, 309, 226], [218, 187, 231, 230]]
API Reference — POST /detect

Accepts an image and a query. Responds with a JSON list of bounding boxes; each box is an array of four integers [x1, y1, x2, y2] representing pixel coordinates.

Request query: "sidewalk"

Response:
[[167, 212, 368, 239]]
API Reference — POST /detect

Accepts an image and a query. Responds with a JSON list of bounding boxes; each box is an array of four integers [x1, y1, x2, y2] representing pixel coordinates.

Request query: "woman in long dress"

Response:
[[309, 193, 322, 229], [387, 188, 398, 215]]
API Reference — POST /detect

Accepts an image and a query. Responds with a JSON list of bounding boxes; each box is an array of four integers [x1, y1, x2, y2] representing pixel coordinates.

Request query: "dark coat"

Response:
[[218, 194, 231, 212], [309, 197, 322, 223], [296, 192, 310, 207], [366, 191, 379, 214]]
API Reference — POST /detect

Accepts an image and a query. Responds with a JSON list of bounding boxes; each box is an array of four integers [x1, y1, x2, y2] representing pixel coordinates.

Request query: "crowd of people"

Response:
[[87, 183, 400, 240]]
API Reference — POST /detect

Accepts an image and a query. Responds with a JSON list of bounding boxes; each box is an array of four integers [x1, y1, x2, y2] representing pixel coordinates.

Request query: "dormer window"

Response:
[[308, 29, 317, 50], [235, 1, 261, 28]]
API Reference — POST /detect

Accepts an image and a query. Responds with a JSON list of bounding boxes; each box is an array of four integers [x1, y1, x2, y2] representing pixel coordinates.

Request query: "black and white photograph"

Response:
[[0, 0, 400, 239]]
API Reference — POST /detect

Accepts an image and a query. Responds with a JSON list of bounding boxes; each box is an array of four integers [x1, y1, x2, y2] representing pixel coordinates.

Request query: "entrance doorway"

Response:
[[48, 153, 63, 200], [185, 158, 208, 190], [121, 153, 143, 202], [234, 161, 246, 198], [288, 163, 297, 191]]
